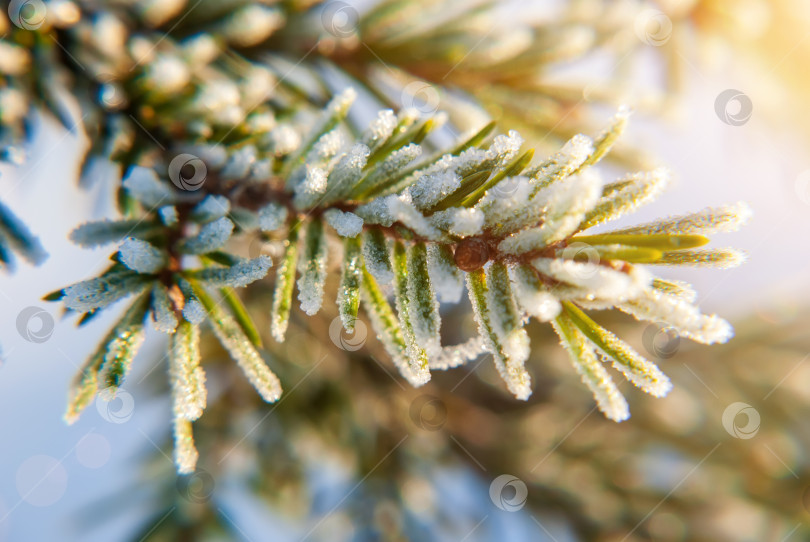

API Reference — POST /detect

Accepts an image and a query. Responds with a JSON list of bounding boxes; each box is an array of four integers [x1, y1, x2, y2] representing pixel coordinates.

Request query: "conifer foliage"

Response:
[[0, 0, 748, 473]]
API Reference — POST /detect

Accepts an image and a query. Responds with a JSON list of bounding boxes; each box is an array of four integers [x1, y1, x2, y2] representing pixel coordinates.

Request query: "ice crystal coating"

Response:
[[194, 256, 272, 288], [123, 166, 175, 207], [119, 238, 166, 274], [296, 219, 328, 315], [258, 202, 288, 232], [150, 284, 179, 333], [179, 217, 234, 254], [426, 245, 464, 304], [69, 220, 160, 247], [191, 195, 231, 223], [63, 273, 149, 312], [324, 209, 364, 238]]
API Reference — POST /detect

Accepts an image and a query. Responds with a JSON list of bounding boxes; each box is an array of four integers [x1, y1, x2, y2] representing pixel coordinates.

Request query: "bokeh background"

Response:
[[2, 1, 810, 540]]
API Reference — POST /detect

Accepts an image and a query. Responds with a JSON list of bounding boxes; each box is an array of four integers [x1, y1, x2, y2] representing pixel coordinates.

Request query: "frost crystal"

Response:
[[195, 256, 272, 288], [653, 248, 746, 268], [221, 145, 257, 180], [527, 134, 594, 188], [119, 238, 166, 274], [357, 144, 423, 197], [391, 242, 431, 386], [297, 219, 328, 315], [191, 195, 230, 223], [467, 267, 532, 400], [159, 206, 178, 226], [179, 217, 234, 254], [293, 166, 328, 209], [409, 170, 461, 210], [182, 298, 206, 324], [619, 288, 733, 345], [69, 219, 160, 247], [610, 202, 752, 236], [322, 143, 370, 204], [564, 303, 672, 397], [308, 129, 344, 164], [579, 168, 670, 231], [268, 124, 302, 155], [258, 202, 288, 232], [387, 195, 443, 240], [406, 243, 442, 357], [123, 166, 175, 208], [169, 321, 206, 421], [510, 264, 561, 321], [355, 195, 396, 227], [361, 109, 397, 151], [426, 244, 464, 303], [173, 418, 198, 475], [553, 313, 629, 422], [362, 229, 394, 284], [63, 273, 148, 312], [429, 336, 487, 370], [431, 207, 484, 237], [486, 130, 523, 167], [151, 284, 179, 333], [498, 171, 601, 254], [201, 288, 282, 402], [323, 209, 364, 237], [532, 257, 650, 303]]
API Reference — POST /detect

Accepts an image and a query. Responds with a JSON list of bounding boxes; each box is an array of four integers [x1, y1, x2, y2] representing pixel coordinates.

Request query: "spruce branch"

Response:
[[0, 1, 750, 475]]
